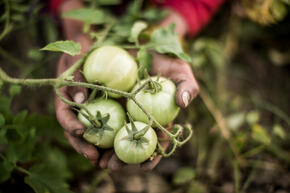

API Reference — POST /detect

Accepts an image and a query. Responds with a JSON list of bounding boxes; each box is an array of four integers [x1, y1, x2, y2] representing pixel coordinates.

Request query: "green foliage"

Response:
[[24, 164, 72, 193], [251, 124, 271, 146], [129, 21, 148, 44], [0, 85, 74, 192], [150, 24, 191, 63], [173, 167, 196, 185], [137, 48, 152, 79], [62, 8, 108, 25], [40, 40, 81, 56], [0, 0, 290, 192], [273, 124, 286, 139]]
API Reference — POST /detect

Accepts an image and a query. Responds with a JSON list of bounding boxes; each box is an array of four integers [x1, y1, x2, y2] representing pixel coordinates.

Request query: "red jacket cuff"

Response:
[[154, 0, 226, 37]]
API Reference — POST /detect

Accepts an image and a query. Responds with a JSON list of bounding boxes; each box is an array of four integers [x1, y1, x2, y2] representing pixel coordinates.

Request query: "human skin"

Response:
[[54, 0, 199, 171]]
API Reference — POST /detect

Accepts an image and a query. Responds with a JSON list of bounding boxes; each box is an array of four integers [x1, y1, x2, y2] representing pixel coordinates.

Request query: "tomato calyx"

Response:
[[83, 111, 114, 145], [122, 114, 152, 145], [144, 76, 163, 94], [76, 107, 114, 135]]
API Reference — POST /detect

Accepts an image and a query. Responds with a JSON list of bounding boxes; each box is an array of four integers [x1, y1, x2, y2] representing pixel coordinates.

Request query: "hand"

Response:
[[54, 34, 118, 167], [150, 51, 199, 108], [55, 1, 198, 171], [105, 11, 199, 171], [104, 51, 199, 171]]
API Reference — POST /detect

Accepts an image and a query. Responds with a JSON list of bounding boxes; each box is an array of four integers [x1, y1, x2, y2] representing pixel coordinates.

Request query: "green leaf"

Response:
[[27, 49, 44, 61], [97, 0, 121, 5], [40, 40, 81, 56], [35, 147, 72, 180], [251, 124, 271, 145], [0, 79, 3, 88], [6, 126, 37, 163], [173, 167, 195, 185], [142, 8, 169, 22], [62, 8, 107, 25], [129, 21, 148, 43], [246, 110, 260, 125], [137, 48, 152, 79], [24, 164, 73, 193], [0, 159, 14, 183], [227, 112, 245, 131], [272, 0, 288, 21], [187, 181, 207, 193], [9, 85, 21, 97], [0, 96, 11, 117], [64, 75, 74, 81], [150, 24, 191, 62], [273, 124, 286, 139], [13, 110, 28, 125], [0, 113, 5, 126], [0, 126, 7, 143]]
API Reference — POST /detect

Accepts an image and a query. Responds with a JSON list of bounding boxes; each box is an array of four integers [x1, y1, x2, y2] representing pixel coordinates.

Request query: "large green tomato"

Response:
[[78, 98, 126, 148], [114, 121, 157, 164], [127, 77, 180, 126], [83, 45, 138, 98]]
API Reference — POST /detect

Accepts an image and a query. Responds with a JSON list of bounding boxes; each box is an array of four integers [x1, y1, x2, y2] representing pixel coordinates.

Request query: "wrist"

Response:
[[158, 10, 189, 38], [59, 0, 85, 40]]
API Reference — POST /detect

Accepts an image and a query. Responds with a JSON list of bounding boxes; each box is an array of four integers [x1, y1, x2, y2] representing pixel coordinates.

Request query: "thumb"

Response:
[[175, 80, 199, 108]]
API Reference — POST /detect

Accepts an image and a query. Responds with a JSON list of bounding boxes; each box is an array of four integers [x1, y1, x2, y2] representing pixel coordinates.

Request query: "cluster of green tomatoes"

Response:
[[78, 46, 180, 164]]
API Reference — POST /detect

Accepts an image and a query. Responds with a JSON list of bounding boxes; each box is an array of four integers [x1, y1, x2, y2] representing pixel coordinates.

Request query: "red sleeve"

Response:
[[154, 0, 226, 37], [50, 0, 65, 15]]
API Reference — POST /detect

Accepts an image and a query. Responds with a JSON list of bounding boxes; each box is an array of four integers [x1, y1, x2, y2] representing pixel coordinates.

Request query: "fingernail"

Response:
[[83, 153, 88, 159], [74, 92, 85, 104], [182, 91, 190, 107]]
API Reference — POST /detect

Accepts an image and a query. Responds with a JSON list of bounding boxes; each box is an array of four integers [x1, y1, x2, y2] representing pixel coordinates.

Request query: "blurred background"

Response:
[[0, 0, 289, 193]]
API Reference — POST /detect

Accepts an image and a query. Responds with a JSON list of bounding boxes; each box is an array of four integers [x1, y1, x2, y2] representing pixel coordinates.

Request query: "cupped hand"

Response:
[[54, 34, 117, 167], [150, 51, 199, 108], [102, 50, 199, 171]]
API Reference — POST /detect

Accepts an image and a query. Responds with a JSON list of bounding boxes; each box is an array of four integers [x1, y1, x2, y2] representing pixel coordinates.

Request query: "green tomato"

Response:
[[83, 45, 138, 98], [114, 121, 157, 164], [127, 77, 180, 126], [78, 98, 126, 148]]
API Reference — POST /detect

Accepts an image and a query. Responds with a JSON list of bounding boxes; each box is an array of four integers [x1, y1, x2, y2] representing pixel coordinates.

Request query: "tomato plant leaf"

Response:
[[0, 126, 7, 144], [97, 0, 121, 5], [9, 85, 21, 97], [173, 167, 195, 185], [40, 40, 81, 56], [0, 113, 5, 127], [271, 0, 288, 21], [62, 8, 107, 25], [129, 21, 148, 43], [13, 110, 28, 125], [251, 124, 271, 145], [137, 48, 152, 79], [150, 24, 191, 63], [64, 75, 74, 81], [0, 159, 14, 183], [273, 124, 286, 139], [0, 96, 11, 117], [24, 164, 73, 193]]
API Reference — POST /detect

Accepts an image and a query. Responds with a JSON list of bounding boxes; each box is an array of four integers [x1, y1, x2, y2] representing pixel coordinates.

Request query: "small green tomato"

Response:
[[127, 76, 180, 126], [114, 121, 157, 164], [83, 45, 138, 98], [78, 98, 126, 148]]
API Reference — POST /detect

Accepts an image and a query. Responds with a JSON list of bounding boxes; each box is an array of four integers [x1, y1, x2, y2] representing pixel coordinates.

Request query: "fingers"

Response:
[[67, 68, 88, 104], [141, 127, 170, 171], [108, 154, 126, 171], [55, 88, 86, 136], [64, 131, 99, 166], [175, 78, 199, 108], [151, 52, 199, 108], [99, 150, 114, 169]]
